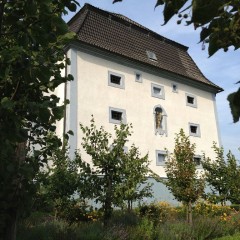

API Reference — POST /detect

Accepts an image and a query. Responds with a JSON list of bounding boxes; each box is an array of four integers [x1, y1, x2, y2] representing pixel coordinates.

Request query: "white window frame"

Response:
[[151, 83, 165, 99], [156, 150, 167, 166], [135, 72, 142, 83], [186, 93, 197, 108], [189, 123, 201, 137], [109, 107, 126, 124], [108, 71, 125, 89]]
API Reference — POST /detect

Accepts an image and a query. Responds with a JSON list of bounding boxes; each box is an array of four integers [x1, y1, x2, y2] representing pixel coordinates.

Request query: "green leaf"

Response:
[[67, 130, 74, 136], [155, 0, 164, 8], [199, 27, 210, 42], [1, 97, 14, 110], [163, 0, 188, 24], [208, 37, 220, 57], [227, 88, 240, 123]]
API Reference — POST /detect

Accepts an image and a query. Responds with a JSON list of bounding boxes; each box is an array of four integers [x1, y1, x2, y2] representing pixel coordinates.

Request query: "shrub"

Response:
[[138, 201, 178, 225], [194, 201, 232, 217]]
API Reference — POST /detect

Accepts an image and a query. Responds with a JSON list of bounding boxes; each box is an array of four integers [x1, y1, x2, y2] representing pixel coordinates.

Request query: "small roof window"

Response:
[[146, 50, 157, 61]]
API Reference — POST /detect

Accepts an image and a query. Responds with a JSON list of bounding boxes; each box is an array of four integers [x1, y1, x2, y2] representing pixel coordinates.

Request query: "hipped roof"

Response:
[[68, 4, 223, 92]]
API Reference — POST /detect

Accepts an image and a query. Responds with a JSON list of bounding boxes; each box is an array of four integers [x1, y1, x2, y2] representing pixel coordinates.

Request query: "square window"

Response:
[[153, 87, 161, 95], [156, 150, 167, 166], [108, 71, 125, 89], [193, 155, 202, 168], [109, 107, 126, 124], [187, 96, 194, 104], [151, 83, 165, 99], [194, 157, 201, 166], [110, 75, 121, 85], [190, 125, 197, 134], [189, 123, 201, 137], [135, 72, 142, 83], [186, 93, 197, 108], [111, 110, 122, 121]]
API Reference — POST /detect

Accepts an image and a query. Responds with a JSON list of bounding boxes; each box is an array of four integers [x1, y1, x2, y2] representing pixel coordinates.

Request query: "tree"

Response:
[[115, 144, 153, 211], [164, 129, 205, 225], [202, 143, 240, 205], [0, 1, 78, 239], [113, 0, 240, 122], [78, 117, 153, 225], [37, 139, 80, 220]]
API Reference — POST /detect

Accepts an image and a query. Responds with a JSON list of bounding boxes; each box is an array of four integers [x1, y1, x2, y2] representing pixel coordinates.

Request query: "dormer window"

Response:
[[146, 50, 157, 61]]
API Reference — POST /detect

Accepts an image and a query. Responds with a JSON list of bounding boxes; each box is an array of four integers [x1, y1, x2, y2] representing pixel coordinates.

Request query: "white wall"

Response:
[[59, 48, 221, 177]]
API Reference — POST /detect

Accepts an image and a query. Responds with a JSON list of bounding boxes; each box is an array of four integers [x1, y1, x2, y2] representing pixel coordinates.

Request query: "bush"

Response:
[[110, 210, 139, 226], [194, 201, 232, 217], [138, 201, 178, 225]]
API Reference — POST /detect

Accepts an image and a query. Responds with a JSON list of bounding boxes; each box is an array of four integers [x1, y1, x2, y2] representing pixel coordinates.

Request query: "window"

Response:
[[154, 105, 167, 136], [108, 71, 125, 89], [189, 123, 201, 137], [146, 50, 157, 61], [151, 83, 165, 99], [135, 72, 142, 83], [109, 107, 126, 124], [193, 156, 201, 167], [186, 93, 197, 108], [172, 83, 178, 93], [156, 150, 167, 165]]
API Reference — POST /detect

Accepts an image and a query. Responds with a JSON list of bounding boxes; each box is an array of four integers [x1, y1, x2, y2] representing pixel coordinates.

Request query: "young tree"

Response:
[[164, 129, 205, 225], [78, 117, 153, 225], [115, 144, 153, 211], [37, 141, 80, 220], [202, 143, 240, 205], [113, 0, 240, 122], [0, 1, 78, 239]]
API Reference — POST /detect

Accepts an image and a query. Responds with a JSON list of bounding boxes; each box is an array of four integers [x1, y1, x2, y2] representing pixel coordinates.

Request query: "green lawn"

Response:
[[214, 234, 240, 240]]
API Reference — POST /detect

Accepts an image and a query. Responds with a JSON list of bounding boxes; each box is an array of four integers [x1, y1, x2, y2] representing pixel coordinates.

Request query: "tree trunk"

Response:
[[3, 142, 26, 240], [4, 210, 17, 240], [187, 201, 192, 225], [103, 177, 112, 226]]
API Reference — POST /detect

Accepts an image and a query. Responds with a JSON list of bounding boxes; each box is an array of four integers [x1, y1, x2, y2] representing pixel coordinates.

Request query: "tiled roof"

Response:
[[68, 4, 222, 92]]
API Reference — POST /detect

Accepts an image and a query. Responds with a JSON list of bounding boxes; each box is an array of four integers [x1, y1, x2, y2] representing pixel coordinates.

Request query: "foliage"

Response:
[[113, 0, 240, 123], [0, 0, 79, 238], [194, 201, 232, 218], [164, 129, 205, 224], [202, 143, 240, 205], [16, 205, 240, 240], [36, 142, 80, 220], [227, 87, 240, 123], [114, 145, 153, 211], [139, 201, 178, 225], [78, 117, 153, 225]]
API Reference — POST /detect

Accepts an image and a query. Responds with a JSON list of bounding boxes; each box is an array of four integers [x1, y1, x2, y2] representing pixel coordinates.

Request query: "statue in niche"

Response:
[[155, 108, 163, 129]]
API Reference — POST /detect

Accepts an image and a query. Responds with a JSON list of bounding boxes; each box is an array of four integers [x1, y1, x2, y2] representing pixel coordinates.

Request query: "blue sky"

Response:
[[64, 0, 240, 160]]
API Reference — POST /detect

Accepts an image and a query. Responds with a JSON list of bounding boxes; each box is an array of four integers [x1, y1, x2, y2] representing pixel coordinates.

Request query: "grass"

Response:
[[214, 233, 240, 240], [16, 203, 240, 240]]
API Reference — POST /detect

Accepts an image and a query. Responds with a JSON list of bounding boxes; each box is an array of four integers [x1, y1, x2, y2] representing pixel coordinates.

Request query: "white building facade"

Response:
[[56, 4, 222, 182]]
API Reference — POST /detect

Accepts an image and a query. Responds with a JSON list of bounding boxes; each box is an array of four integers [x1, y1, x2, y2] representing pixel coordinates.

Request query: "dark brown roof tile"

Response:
[[68, 4, 223, 92]]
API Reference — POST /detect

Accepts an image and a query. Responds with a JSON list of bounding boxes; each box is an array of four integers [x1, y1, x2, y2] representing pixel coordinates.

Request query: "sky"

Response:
[[64, 0, 240, 160]]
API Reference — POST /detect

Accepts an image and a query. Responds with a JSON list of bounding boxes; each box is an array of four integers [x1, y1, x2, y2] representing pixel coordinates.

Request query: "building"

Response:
[[56, 4, 222, 200]]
